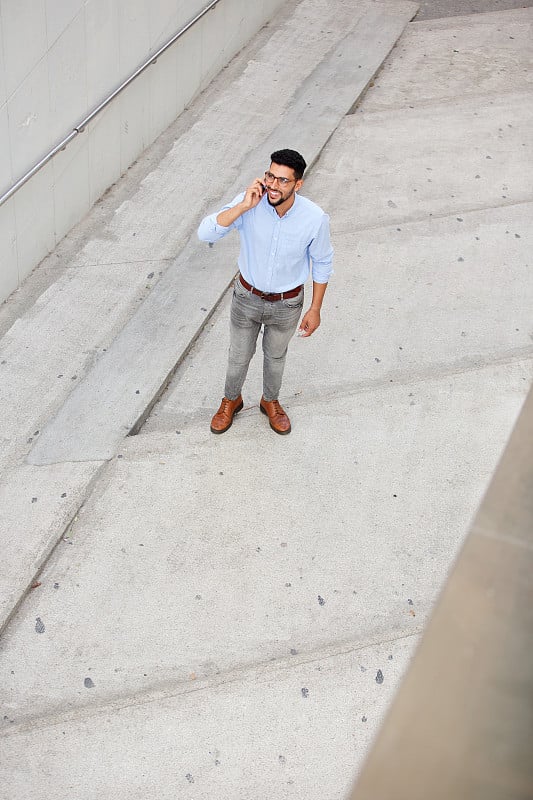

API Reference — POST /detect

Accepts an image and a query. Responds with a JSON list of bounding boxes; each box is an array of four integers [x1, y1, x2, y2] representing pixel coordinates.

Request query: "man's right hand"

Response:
[[241, 178, 266, 210], [216, 179, 265, 227]]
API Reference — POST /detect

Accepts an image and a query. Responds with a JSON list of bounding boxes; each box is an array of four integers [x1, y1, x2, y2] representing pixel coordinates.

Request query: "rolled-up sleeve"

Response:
[[197, 192, 244, 243], [309, 213, 334, 283], [197, 213, 232, 243]]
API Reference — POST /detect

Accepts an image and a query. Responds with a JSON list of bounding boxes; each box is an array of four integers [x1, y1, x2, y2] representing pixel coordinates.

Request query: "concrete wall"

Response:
[[0, 0, 285, 304], [350, 384, 533, 800]]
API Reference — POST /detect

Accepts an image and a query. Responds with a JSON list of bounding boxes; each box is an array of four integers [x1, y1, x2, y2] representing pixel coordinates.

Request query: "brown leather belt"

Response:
[[239, 274, 302, 301]]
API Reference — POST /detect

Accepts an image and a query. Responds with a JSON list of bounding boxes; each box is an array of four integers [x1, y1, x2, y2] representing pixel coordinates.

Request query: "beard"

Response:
[[267, 187, 294, 207]]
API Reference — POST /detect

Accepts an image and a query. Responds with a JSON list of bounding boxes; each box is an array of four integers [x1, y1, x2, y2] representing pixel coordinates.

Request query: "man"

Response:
[[197, 149, 333, 435]]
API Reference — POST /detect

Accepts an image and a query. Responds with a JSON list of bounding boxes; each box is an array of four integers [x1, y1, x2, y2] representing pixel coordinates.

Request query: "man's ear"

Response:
[[295, 178, 304, 192]]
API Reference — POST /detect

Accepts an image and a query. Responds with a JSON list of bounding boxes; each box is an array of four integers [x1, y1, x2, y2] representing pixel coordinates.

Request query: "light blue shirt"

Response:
[[197, 191, 334, 293]]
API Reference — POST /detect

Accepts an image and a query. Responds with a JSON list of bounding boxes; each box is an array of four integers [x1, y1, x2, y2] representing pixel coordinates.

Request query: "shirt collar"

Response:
[[264, 192, 300, 219]]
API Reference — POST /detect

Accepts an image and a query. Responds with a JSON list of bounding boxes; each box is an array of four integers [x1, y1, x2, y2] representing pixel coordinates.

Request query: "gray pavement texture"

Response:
[[1, 2, 533, 799], [414, 0, 533, 20], [26, 0, 418, 466], [0, 0, 417, 631]]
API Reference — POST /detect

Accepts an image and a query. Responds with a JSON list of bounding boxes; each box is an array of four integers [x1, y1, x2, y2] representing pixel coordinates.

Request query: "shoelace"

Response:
[[266, 400, 284, 418], [219, 398, 237, 416]]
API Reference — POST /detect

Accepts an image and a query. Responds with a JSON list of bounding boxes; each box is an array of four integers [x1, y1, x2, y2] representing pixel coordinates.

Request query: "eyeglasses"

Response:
[[264, 171, 296, 187]]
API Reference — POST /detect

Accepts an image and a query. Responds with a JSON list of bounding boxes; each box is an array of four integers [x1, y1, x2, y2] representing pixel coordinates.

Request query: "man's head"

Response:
[[270, 149, 307, 180], [264, 149, 306, 209]]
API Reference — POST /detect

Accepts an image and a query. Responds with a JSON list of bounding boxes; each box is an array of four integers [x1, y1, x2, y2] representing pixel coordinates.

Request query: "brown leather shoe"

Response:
[[260, 397, 291, 435], [210, 396, 244, 434]]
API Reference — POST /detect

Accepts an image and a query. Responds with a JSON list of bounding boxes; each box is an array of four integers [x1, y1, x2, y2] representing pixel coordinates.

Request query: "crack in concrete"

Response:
[[135, 347, 533, 439], [0, 627, 422, 738], [331, 198, 533, 236]]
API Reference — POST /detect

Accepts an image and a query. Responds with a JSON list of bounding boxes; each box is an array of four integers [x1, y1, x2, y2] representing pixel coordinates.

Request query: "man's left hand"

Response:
[[298, 308, 321, 337]]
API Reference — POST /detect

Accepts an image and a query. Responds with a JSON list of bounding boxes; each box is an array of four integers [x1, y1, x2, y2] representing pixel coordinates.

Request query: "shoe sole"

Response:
[[210, 400, 244, 434], [260, 403, 291, 435]]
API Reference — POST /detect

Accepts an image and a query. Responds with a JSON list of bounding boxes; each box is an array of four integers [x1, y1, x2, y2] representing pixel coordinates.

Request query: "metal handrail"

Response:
[[0, 0, 223, 208]]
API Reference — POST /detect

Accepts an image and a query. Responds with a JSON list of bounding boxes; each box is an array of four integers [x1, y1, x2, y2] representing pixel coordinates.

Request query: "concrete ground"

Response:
[[1, 3, 532, 799], [414, 0, 533, 20]]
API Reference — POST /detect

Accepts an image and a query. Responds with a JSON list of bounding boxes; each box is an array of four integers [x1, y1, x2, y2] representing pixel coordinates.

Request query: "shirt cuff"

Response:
[[198, 213, 232, 242], [311, 263, 333, 283]]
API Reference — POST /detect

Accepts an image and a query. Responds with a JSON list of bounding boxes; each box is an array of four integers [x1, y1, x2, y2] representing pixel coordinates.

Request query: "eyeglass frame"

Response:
[[263, 170, 297, 187]]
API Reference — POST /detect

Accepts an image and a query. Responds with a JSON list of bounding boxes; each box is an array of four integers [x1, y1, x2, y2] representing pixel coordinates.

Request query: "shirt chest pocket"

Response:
[[279, 230, 309, 258]]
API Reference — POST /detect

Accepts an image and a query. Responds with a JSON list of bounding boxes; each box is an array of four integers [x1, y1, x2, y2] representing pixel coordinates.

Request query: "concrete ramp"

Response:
[[27, 2, 418, 466], [1, 7, 532, 799]]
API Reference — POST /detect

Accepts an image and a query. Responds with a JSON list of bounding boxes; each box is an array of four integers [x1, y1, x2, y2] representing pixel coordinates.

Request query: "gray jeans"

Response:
[[224, 276, 304, 401]]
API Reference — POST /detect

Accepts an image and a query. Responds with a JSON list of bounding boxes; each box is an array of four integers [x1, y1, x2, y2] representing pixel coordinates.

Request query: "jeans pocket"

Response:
[[233, 276, 248, 299], [282, 291, 304, 309]]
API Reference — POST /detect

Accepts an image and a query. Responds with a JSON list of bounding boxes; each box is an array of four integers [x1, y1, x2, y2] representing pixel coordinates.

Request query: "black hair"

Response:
[[270, 149, 307, 180]]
